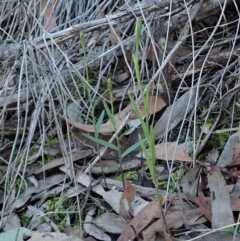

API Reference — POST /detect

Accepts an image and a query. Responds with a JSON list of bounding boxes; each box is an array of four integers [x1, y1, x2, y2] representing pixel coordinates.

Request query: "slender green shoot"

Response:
[[82, 133, 118, 151], [130, 18, 160, 197], [79, 31, 89, 82]]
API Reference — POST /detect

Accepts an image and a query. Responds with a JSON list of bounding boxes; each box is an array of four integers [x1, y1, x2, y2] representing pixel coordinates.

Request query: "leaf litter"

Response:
[[59, 95, 166, 134], [1, 0, 240, 241]]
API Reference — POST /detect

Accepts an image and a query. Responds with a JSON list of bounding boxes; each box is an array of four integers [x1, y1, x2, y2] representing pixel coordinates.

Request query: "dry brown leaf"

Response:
[[231, 136, 240, 166], [144, 44, 162, 61], [154, 88, 198, 139], [117, 200, 162, 241], [198, 191, 212, 222], [179, 166, 201, 196], [101, 178, 173, 200], [59, 104, 132, 133], [31, 149, 92, 175], [93, 212, 127, 234], [216, 133, 240, 167], [103, 189, 149, 217], [232, 167, 239, 181], [156, 143, 193, 162], [188, 193, 240, 212], [141, 143, 193, 162], [119, 179, 136, 219], [84, 207, 111, 240], [41, 0, 57, 31], [207, 166, 234, 228], [64, 226, 83, 238], [163, 230, 176, 241], [89, 158, 141, 174], [117, 55, 132, 71], [44, 132, 133, 160], [183, 208, 207, 226], [129, 95, 166, 120], [59, 95, 166, 133], [142, 211, 183, 241], [231, 196, 240, 211], [108, 31, 119, 45]]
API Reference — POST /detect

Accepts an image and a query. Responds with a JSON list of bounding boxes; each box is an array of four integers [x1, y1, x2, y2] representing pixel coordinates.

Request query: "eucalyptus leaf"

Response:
[[154, 87, 200, 139]]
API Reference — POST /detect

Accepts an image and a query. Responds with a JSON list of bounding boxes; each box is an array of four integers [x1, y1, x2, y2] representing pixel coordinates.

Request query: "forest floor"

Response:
[[1, 0, 240, 241]]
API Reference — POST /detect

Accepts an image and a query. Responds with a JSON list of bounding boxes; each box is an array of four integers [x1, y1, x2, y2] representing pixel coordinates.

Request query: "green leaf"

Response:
[[82, 133, 119, 151], [75, 71, 91, 92], [107, 78, 113, 93], [134, 18, 142, 55], [121, 138, 147, 158], [134, 18, 142, 41], [95, 110, 105, 136], [79, 31, 86, 48], [106, 165, 120, 173], [133, 54, 141, 84], [75, 71, 85, 82], [103, 100, 116, 126], [128, 93, 149, 135], [222, 227, 236, 234]]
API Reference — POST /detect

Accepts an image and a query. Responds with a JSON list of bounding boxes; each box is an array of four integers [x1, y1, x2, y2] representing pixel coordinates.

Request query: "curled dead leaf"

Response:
[[59, 95, 166, 134]]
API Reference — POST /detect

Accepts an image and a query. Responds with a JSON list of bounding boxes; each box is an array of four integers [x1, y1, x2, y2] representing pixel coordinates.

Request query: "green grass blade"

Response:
[[79, 31, 86, 48], [106, 165, 120, 173], [134, 18, 142, 42], [103, 100, 116, 126], [134, 18, 142, 56], [128, 93, 149, 136], [82, 133, 118, 151], [95, 110, 105, 136], [121, 138, 147, 158]]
